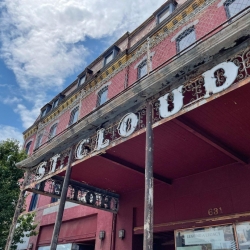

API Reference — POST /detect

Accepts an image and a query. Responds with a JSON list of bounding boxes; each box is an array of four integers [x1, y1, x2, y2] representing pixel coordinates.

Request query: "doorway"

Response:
[[133, 231, 175, 250]]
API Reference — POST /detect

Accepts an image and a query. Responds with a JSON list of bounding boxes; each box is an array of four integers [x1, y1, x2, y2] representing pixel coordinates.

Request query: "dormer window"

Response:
[[41, 109, 47, 118], [52, 99, 59, 109], [40, 104, 52, 118], [103, 46, 120, 66], [156, 1, 176, 24], [79, 75, 86, 86]]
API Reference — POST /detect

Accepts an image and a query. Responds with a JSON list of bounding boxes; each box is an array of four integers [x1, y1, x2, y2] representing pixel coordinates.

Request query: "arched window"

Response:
[[97, 86, 108, 107], [35, 133, 43, 149], [48, 123, 58, 140], [68, 106, 79, 126], [224, 0, 250, 19], [25, 141, 32, 154]]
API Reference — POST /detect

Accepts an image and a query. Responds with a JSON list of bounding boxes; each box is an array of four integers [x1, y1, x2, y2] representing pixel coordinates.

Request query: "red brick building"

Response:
[[15, 0, 250, 249]]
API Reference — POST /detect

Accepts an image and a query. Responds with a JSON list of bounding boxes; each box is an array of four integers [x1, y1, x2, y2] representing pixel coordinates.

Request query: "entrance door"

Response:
[[133, 231, 175, 250]]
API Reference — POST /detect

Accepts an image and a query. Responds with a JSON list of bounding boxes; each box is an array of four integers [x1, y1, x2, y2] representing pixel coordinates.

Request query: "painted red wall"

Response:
[[25, 0, 232, 147], [114, 162, 250, 250]]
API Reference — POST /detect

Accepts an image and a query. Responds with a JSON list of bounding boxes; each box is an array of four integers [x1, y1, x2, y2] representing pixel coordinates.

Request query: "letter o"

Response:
[[85, 191, 97, 205], [118, 113, 138, 137], [35, 162, 47, 180]]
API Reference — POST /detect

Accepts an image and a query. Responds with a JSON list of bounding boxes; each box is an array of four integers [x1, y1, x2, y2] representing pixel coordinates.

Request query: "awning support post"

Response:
[[50, 148, 73, 250], [5, 170, 29, 250], [143, 101, 154, 250]]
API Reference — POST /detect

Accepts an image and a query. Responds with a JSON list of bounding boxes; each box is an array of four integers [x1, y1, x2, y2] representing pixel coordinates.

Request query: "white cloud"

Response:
[[0, 0, 167, 130], [2, 96, 22, 105], [0, 125, 23, 144]]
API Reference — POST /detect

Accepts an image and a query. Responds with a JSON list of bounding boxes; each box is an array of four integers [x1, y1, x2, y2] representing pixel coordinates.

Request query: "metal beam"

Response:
[[5, 171, 29, 250], [143, 101, 154, 250], [100, 154, 172, 185], [173, 117, 248, 164], [50, 148, 73, 250]]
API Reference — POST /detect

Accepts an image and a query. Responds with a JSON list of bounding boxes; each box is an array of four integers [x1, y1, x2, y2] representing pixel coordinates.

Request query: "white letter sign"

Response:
[[203, 61, 238, 98], [158, 85, 184, 118], [95, 128, 110, 151], [49, 154, 60, 173], [36, 161, 47, 180], [75, 139, 90, 160], [118, 113, 138, 137]]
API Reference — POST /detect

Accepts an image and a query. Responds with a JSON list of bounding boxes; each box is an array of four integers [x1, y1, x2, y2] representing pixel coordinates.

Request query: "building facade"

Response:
[[15, 0, 250, 249]]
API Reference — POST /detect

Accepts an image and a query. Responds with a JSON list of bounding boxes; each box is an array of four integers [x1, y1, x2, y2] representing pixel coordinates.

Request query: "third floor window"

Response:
[[68, 106, 79, 126], [48, 123, 58, 140], [97, 86, 108, 107], [176, 26, 196, 53], [224, 0, 250, 19]]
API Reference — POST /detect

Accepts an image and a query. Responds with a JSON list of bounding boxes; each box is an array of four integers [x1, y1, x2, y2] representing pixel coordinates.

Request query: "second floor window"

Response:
[[176, 26, 196, 53], [68, 106, 79, 126], [97, 86, 108, 107], [25, 141, 32, 154], [137, 60, 147, 79], [224, 0, 250, 19], [48, 123, 58, 140], [35, 134, 43, 149]]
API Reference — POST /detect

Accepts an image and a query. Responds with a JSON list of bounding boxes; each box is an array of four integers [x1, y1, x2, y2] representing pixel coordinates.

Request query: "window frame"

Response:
[[176, 26, 196, 53], [35, 133, 43, 149], [51, 197, 58, 203], [224, 0, 249, 19], [78, 74, 86, 86], [52, 99, 59, 109], [28, 192, 39, 211], [40, 104, 52, 118], [48, 123, 58, 140], [96, 86, 109, 107], [156, 2, 176, 24], [137, 59, 147, 79], [103, 46, 120, 67], [25, 141, 32, 155], [68, 106, 79, 126]]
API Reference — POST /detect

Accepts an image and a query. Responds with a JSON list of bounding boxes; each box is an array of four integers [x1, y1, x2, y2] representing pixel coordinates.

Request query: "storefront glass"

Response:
[[38, 243, 72, 250], [175, 225, 236, 250], [236, 221, 250, 249]]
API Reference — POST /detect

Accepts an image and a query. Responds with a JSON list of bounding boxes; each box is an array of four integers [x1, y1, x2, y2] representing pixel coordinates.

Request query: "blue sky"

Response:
[[0, 0, 167, 144]]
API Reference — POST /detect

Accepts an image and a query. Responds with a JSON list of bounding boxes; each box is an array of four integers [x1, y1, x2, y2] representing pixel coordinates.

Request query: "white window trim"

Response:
[[35, 131, 44, 149], [171, 20, 199, 42], [67, 105, 80, 128], [217, 0, 228, 7], [134, 51, 155, 70], [47, 120, 59, 141], [95, 81, 111, 95]]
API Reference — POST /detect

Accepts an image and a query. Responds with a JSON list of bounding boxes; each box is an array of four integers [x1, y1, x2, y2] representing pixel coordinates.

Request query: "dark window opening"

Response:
[[29, 193, 39, 211], [51, 197, 58, 203]]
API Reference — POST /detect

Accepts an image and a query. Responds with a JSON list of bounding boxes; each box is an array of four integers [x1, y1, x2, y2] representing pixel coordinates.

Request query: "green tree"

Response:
[[0, 139, 37, 249]]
